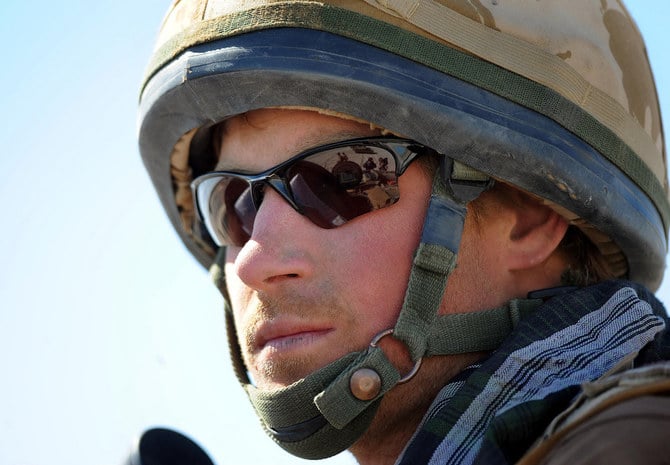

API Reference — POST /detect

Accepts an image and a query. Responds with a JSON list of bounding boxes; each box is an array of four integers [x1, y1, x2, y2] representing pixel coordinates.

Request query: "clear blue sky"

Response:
[[0, 2, 667, 465]]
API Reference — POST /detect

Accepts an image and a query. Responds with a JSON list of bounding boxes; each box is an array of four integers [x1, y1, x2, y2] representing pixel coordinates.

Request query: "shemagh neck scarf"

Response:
[[397, 280, 670, 465]]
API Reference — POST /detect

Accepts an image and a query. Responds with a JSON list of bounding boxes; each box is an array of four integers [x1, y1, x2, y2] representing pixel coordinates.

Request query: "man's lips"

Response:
[[255, 322, 334, 352], [262, 329, 334, 351]]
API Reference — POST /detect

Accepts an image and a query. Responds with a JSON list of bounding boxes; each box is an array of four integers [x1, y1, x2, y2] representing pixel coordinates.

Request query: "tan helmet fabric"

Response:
[[140, 0, 668, 287]]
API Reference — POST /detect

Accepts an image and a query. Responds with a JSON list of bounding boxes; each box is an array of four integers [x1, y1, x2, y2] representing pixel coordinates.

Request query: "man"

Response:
[[138, 0, 670, 463]]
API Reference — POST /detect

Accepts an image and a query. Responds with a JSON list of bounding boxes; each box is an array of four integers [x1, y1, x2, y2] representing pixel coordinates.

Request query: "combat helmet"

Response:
[[138, 0, 667, 459]]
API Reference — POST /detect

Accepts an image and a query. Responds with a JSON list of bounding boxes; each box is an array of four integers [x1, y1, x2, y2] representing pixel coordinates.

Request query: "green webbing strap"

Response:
[[393, 172, 462, 361], [425, 298, 543, 355], [246, 353, 359, 427], [395, 243, 457, 361], [246, 349, 393, 457], [209, 246, 228, 299]]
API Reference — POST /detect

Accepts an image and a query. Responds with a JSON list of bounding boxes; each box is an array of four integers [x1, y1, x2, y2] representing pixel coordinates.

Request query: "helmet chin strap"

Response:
[[210, 158, 532, 459]]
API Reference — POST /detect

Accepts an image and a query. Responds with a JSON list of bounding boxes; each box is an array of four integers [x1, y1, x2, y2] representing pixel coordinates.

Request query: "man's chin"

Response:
[[251, 350, 357, 391], [251, 360, 325, 390]]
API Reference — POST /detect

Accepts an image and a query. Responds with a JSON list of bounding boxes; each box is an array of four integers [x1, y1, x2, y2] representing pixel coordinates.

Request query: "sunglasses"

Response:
[[191, 137, 433, 247]]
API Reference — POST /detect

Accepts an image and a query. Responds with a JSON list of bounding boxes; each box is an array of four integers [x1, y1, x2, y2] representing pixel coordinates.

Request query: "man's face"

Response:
[[220, 109, 432, 390]]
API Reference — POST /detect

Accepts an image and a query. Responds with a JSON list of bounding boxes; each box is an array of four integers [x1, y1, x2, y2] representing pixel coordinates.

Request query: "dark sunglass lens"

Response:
[[287, 161, 361, 228], [208, 177, 254, 246], [232, 183, 256, 236], [287, 146, 402, 227]]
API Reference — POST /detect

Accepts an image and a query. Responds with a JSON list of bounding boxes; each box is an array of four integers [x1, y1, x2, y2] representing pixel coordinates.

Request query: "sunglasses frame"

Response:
[[191, 136, 433, 246]]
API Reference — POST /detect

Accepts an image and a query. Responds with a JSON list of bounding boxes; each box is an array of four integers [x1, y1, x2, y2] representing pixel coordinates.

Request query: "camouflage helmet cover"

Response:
[[139, 0, 668, 289]]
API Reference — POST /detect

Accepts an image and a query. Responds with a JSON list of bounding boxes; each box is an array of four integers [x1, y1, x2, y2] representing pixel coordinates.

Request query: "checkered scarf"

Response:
[[397, 281, 670, 465]]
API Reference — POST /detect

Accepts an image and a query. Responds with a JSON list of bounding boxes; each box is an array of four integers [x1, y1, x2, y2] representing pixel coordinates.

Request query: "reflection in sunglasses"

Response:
[[192, 137, 428, 246]]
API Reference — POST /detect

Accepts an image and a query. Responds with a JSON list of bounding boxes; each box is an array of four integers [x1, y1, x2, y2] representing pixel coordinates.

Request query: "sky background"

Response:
[[0, 2, 668, 465]]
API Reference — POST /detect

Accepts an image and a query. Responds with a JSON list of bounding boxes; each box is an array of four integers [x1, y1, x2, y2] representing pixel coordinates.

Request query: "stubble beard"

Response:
[[238, 289, 358, 389]]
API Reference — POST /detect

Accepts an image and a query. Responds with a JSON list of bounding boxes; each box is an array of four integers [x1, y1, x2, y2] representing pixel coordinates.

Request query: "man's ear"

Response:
[[506, 192, 569, 272]]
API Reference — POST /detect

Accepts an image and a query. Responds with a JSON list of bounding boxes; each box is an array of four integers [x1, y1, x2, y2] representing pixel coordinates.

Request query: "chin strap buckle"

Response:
[[349, 329, 423, 401], [370, 329, 423, 384], [441, 157, 494, 204]]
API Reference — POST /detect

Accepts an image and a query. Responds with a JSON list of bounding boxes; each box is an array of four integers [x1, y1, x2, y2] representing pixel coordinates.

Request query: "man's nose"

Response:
[[231, 188, 315, 289]]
